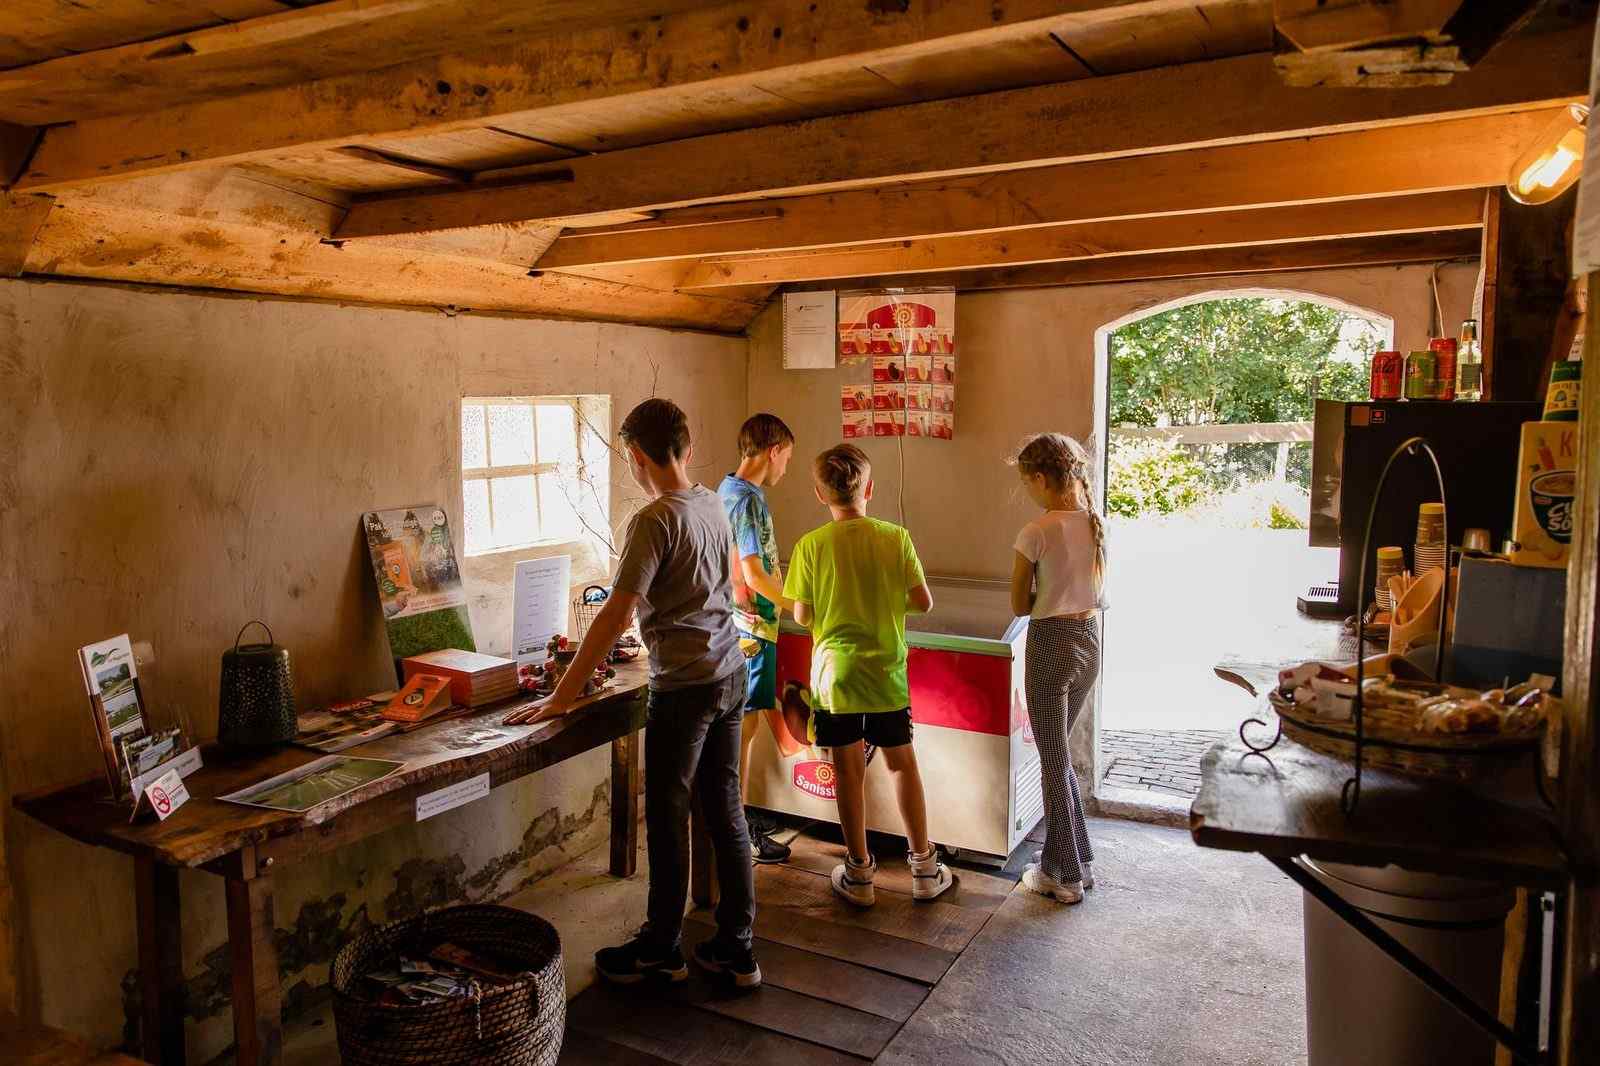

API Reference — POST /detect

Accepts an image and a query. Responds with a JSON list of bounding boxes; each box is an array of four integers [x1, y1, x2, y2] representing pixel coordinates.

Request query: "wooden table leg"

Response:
[[689, 788, 717, 909], [224, 857, 281, 1066], [609, 729, 641, 877], [134, 856, 185, 1065]]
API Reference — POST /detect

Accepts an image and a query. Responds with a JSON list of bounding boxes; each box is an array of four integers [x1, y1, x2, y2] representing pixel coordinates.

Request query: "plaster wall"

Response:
[[0, 278, 744, 1058], [747, 261, 1479, 793]]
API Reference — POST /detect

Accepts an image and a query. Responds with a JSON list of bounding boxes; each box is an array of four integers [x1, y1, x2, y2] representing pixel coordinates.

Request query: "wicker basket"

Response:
[[1268, 691, 1539, 781], [331, 905, 564, 1066]]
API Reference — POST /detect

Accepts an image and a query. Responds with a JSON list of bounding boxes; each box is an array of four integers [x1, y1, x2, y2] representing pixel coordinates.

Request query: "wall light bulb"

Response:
[[1507, 104, 1589, 205]]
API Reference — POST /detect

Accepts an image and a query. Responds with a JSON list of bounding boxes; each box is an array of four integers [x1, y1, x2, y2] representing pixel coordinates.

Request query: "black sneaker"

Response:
[[751, 829, 791, 864], [594, 936, 688, 985], [692, 938, 762, 989], [745, 807, 778, 835]]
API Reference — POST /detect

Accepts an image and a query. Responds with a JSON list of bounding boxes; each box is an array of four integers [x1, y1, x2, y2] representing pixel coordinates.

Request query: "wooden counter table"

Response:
[[1192, 732, 1569, 1066], [14, 659, 648, 1066]]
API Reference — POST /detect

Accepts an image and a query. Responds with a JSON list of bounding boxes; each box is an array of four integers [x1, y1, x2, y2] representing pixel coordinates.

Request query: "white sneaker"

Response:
[[831, 855, 877, 907], [1022, 864, 1084, 904], [908, 846, 954, 901], [1031, 851, 1093, 889]]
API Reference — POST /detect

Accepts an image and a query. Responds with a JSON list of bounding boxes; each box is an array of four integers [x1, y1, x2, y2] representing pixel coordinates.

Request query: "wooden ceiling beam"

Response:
[[537, 109, 1555, 270], [0, 192, 53, 277], [13, 0, 1198, 191], [332, 25, 1588, 238], [20, 191, 759, 333], [785, 230, 1484, 293], [673, 190, 1486, 289]]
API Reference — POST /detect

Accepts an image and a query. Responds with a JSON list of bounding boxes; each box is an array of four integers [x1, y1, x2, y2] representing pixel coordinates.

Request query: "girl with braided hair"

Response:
[[1009, 432, 1106, 904]]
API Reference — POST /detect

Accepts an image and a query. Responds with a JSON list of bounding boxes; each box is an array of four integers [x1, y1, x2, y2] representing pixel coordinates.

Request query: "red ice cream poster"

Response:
[[838, 290, 955, 440]]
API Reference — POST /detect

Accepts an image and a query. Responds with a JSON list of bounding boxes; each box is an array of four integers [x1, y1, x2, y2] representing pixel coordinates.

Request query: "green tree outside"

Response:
[[1107, 297, 1382, 511]]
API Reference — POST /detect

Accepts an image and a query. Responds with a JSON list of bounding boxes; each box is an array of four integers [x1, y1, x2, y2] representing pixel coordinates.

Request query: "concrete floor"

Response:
[[879, 818, 1308, 1066], [255, 817, 1307, 1065]]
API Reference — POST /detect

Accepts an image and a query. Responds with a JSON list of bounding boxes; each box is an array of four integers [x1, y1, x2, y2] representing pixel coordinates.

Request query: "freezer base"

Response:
[[746, 719, 1041, 863]]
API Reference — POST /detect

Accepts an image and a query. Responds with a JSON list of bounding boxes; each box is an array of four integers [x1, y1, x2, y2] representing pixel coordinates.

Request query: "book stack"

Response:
[[401, 649, 519, 708]]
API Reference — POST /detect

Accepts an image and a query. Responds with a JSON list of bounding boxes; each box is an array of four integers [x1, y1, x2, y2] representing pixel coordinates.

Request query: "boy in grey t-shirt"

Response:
[[505, 398, 758, 989]]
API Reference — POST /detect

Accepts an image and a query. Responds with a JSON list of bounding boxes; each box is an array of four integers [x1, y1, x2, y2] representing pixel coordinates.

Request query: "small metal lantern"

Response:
[[218, 620, 297, 749]]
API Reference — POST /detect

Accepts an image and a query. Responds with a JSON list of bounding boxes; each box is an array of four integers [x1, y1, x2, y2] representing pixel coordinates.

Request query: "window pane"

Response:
[[538, 473, 581, 541], [461, 404, 488, 469], [487, 404, 535, 466], [490, 475, 538, 547], [536, 402, 579, 466], [462, 479, 491, 555]]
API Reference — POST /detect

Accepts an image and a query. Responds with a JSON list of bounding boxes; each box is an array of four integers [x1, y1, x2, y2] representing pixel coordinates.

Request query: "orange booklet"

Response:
[[383, 674, 454, 724]]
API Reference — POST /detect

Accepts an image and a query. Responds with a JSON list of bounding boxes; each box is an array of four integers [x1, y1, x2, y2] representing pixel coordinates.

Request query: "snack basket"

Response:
[[572, 585, 609, 641]]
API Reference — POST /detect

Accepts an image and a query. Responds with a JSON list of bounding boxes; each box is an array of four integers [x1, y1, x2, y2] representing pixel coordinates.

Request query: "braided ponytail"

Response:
[[1013, 433, 1106, 601]]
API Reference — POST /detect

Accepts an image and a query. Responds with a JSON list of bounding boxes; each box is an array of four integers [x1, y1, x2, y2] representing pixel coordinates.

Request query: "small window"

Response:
[[461, 396, 610, 555]]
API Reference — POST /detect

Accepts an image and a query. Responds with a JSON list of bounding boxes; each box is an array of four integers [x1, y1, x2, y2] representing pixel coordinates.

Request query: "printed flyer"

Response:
[[362, 506, 476, 659], [836, 290, 956, 440]]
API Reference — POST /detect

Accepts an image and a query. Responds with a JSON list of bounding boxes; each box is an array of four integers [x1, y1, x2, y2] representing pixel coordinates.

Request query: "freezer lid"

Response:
[[779, 576, 1024, 656]]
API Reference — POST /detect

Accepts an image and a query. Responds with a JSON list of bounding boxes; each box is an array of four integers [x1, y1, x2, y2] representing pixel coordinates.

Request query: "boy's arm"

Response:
[[782, 540, 812, 627], [504, 591, 638, 724], [903, 528, 933, 614], [793, 599, 813, 627], [739, 554, 793, 614]]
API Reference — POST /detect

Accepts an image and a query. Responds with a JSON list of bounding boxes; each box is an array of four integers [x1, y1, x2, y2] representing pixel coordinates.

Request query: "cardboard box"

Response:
[[1509, 421, 1578, 569]]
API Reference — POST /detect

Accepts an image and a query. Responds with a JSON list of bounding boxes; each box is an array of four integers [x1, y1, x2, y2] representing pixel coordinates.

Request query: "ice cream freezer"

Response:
[[745, 578, 1043, 864]]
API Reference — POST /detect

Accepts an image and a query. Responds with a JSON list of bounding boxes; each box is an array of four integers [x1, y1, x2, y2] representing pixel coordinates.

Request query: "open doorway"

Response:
[[1093, 291, 1392, 808]]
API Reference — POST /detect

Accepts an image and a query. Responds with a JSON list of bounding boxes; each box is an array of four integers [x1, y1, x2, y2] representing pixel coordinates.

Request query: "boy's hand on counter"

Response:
[[504, 695, 575, 725]]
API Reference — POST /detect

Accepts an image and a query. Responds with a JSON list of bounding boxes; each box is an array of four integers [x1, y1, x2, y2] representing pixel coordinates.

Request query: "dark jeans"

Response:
[[642, 670, 754, 951]]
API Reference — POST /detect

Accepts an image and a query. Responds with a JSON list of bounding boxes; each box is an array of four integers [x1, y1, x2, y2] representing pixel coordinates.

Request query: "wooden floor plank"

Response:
[[662, 973, 899, 1059], [558, 1033, 678, 1066], [684, 916, 928, 1023], [700, 900, 954, 984], [756, 863, 994, 954], [567, 985, 866, 1066], [781, 831, 1015, 912]]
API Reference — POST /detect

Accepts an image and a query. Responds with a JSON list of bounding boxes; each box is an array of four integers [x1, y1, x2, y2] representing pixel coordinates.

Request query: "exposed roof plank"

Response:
[[15, 0, 1208, 191], [0, 0, 723, 124], [675, 190, 1486, 288], [789, 230, 1483, 293], [535, 109, 1557, 269], [0, 192, 52, 276], [332, 27, 1587, 238], [0, 0, 293, 71]]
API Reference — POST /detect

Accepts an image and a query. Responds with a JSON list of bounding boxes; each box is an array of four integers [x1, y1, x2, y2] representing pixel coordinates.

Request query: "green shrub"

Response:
[[1106, 439, 1211, 518], [1268, 501, 1306, 530]]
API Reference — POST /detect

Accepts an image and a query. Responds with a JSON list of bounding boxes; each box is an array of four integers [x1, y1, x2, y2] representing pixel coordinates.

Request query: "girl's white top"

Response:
[[1014, 509, 1100, 619]]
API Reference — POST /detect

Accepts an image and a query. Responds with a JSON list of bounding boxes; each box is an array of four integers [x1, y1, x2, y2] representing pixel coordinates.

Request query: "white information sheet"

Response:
[[1572, 22, 1600, 274], [416, 773, 491, 822], [783, 291, 838, 369], [513, 555, 571, 664]]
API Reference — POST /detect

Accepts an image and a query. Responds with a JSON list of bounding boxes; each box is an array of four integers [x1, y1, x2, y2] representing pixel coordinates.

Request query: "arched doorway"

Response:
[[1091, 290, 1391, 811]]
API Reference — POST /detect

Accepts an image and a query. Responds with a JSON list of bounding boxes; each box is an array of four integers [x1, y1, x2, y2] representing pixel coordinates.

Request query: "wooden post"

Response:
[[609, 729, 641, 877], [1555, 272, 1600, 1065], [224, 852, 281, 1066], [134, 857, 184, 1066], [1479, 188, 1575, 401]]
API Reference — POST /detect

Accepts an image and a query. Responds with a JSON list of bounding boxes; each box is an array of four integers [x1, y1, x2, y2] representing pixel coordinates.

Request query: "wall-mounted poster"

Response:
[[363, 506, 476, 659], [839, 290, 955, 439]]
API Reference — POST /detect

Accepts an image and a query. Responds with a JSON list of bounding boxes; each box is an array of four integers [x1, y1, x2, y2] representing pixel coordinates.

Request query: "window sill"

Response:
[[464, 536, 591, 560]]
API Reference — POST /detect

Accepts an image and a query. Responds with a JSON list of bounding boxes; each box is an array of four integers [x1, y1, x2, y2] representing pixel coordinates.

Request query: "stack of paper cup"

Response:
[[1375, 546, 1405, 611], [1414, 502, 1447, 574]]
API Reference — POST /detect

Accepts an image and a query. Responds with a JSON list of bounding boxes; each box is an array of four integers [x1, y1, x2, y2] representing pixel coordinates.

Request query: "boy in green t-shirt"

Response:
[[782, 443, 954, 906]]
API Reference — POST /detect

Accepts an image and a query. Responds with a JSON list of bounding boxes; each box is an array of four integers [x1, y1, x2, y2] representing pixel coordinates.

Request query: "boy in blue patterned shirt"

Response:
[[718, 414, 796, 864]]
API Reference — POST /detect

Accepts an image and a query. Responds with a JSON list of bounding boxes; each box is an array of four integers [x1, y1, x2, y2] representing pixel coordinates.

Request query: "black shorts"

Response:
[[812, 707, 913, 749]]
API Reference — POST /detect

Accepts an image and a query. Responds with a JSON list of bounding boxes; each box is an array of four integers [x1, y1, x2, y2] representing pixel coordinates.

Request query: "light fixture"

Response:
[[1507, 103, 1590, 205]]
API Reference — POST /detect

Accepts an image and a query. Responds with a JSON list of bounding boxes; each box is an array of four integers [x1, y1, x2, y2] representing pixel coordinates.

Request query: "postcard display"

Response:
[[78, 634, 202, 810], [837, 290, 956, 440]]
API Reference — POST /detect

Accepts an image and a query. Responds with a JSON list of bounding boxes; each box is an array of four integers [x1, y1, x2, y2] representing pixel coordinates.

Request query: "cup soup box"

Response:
[[1510, 422, 1578, 569]]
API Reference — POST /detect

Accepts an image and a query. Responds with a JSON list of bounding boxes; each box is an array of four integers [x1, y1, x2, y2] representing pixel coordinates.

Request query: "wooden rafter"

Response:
[[536, 109, 1557, 269], [329, 27, 1588, 238], [12, 0, 1208, 191], [775, 230, 1484, 293], [671, 190, 1486, 289]]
